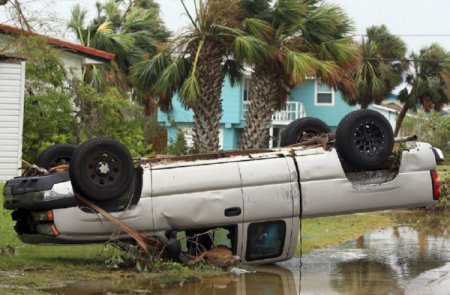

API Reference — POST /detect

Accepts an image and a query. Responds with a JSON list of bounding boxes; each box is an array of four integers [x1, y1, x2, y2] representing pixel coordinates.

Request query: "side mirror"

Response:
[[432, 147, 445, 164]]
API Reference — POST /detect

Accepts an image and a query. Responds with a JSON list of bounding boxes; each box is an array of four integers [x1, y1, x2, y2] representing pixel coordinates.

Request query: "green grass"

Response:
[[0, 182, 225, 293], [0, 183, 105, 271], [297, 213, 393, 255], [0, 182, 401, 292], [0, 182, 113, 291], [437, 164, 449, 179]]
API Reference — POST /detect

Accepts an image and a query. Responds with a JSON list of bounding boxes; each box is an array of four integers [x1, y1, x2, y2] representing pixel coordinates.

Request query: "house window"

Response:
[[242, 77, 251, 102], [315, 80, 334, 105], [246, 221, 286, 261]]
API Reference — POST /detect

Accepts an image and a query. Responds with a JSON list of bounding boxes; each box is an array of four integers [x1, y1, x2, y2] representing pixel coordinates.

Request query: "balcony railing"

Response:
[[271, 101, 305, 124], [242, 101, 305, 124]]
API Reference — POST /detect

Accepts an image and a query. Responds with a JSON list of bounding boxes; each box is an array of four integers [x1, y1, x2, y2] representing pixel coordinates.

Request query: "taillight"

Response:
[[431, 170, 441, 200]]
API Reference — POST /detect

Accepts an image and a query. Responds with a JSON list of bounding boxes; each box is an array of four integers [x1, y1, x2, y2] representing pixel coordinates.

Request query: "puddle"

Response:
[[45, 212, 450, 295]]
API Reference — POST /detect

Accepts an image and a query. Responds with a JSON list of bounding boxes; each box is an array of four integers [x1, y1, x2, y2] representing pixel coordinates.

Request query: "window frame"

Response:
[[245, 220, 286, 261], [314, 80, 335, 106], [242, 77, 251, 103]]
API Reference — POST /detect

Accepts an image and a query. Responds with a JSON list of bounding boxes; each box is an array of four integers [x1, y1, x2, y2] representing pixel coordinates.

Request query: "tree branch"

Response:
[[10, 0, 34, 32]]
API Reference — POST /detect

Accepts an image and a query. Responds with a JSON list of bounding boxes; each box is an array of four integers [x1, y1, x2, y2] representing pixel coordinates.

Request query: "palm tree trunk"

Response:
[[394, 102, 409, 136], [192, 46, 224, 153], [240, 69, 279, 150], [360, 100, 369, 109]]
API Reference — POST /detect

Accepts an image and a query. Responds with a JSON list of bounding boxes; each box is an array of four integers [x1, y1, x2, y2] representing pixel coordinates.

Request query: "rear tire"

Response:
[[36, 144, 77, 169], [280, 117, 331, 147], [335, 109, 394, 170], [69, 138, 134, 201]]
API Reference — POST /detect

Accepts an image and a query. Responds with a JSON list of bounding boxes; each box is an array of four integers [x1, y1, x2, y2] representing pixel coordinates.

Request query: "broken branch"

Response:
[[75, 193, 162, 258]]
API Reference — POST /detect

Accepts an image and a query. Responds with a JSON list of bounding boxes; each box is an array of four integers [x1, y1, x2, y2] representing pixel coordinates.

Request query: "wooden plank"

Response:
[[0, 139, 19, 146], [0, 74, 21, 80], [0, 79, 21, 87], [0, 121, 19, 128], [0, 92, 21, 98], [0, 109, 20, 116], [0, 151, 18, 158], [0, 127, 19, 133], [0, 67, 21, 75], [0, 98, 20, 103], [0, 163, 20, 169], [0, 158, 19, 164], [0, 145, 19, 151], [0, 116, 20, 128], [0, 67, 21, 73], [0, 63, 21, 68], [0, 116, 20, 123], [0, 86, 21, 92], [0, 170, 20, 176], [0, 133, 20, 140], [0, 103, 20, 110]]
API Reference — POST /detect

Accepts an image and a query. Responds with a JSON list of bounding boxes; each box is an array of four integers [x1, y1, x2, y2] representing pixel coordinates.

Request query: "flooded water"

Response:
[[46, 212, 450, 295]]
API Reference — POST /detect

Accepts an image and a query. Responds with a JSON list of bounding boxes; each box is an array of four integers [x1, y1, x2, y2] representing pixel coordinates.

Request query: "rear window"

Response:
[[246, 221, 286, 261]]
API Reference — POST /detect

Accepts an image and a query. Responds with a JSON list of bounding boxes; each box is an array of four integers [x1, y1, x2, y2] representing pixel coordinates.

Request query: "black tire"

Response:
[[335, 109, 394, 170], [69, 138, 134, 201], [280, 117, 331, 147], [36, 144, 77, 169]]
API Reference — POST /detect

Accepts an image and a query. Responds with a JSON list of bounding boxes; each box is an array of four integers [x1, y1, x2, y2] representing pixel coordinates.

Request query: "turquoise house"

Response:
[[158, 77, 359, 150]]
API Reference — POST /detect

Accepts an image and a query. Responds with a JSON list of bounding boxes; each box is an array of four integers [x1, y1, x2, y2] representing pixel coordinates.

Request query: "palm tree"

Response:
[[394, 44, 450, 136], [68, 0, 169, 106], [239, 0, 358, 149], [352, 25, 407, 109], [131, 0, 265, 152]]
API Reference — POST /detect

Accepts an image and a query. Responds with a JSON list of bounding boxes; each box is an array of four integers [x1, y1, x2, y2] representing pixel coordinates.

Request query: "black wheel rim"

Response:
[[354, 122, 385, 157], [84, 151, 122, 187]]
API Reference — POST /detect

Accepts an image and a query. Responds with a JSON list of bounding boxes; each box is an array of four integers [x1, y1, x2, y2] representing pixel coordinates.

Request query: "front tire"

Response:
[[335, 109, 394, 170], [69, 138, 134, 201]]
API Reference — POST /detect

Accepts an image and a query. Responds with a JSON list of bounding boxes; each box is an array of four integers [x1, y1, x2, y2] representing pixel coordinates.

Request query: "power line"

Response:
[[362, 57, 450, 63], [354, 34, 450, 37]]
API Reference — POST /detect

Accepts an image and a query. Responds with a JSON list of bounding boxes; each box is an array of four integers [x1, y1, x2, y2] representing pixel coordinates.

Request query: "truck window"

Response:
[[177, 226, 237, 255], [246, 221, 286, 261]]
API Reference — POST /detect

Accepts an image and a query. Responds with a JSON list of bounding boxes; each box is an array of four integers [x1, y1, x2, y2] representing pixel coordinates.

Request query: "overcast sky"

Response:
[[1, 0, 449, 53]]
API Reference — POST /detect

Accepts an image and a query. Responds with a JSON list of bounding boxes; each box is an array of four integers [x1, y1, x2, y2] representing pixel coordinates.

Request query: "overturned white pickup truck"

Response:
[[3, 110, 443, 264]]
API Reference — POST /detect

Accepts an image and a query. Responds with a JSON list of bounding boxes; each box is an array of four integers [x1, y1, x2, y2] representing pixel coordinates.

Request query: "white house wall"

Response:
[[0, 61, 25, 181], [59, 51, 84, 78]]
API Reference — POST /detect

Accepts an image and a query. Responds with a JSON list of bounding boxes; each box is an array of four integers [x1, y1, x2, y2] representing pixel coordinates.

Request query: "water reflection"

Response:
[[46, 212, 450, 295]]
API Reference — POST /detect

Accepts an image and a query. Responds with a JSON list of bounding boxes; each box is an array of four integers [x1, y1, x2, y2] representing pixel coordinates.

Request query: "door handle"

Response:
[[225, 207, 241, 217]]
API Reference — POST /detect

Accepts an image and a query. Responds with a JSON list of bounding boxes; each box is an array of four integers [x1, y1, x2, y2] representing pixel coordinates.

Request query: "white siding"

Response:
[[0, 61, 25, 181]]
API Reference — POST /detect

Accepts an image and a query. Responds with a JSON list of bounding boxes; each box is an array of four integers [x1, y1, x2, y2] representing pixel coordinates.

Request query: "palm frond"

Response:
[[244, 18, 274, 40], [153, 58, 189, 98], [320, 38, 357, 65], [284, 51, 317, 84], [102, 0, 122, 28], [231, 35, 268, 64], [273, 0, 308, 30], [85, 65, 108, 92], [223, 59, 244, 87], [179, 74, 201, 107], [68, 4, 87, 31], [97, 21, 114, 35], [122, 6, 159, 33], [130, 52, 173, 91], [68, 4, 88, 45]]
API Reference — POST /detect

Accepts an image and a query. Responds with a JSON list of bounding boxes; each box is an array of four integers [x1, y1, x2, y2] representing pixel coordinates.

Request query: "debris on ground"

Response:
[[230, 267, 256, 276], [186, 245, 240, 269]]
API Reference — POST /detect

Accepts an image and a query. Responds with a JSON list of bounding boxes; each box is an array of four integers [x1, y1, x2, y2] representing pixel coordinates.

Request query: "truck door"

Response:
[[151, 161, 244, 231], [238, 156, 300, 263]]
